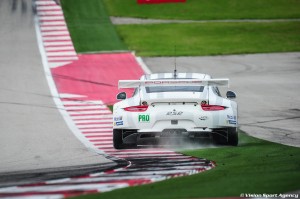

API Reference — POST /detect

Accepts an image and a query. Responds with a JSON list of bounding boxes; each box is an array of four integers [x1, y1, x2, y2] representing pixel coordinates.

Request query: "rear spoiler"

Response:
[[118, 79, 229, 89]]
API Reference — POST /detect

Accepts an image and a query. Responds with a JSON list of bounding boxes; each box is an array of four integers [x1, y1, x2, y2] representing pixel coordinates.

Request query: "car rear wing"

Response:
[[118, 79, 229, 89]]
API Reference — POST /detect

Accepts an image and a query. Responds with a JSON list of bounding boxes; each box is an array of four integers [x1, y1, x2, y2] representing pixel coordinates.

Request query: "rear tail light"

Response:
[[124, 105, 148, 112], [201, 104, 226, 111]]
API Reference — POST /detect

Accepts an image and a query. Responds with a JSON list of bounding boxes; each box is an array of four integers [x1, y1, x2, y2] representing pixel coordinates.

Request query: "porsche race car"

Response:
[[113, 73, 238, 149]]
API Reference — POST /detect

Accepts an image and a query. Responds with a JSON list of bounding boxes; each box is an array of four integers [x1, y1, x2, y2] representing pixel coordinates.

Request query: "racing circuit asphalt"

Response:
[[0, 0, 215, 193], [1, 0, 299, 194], [0, 0, 115, 185]]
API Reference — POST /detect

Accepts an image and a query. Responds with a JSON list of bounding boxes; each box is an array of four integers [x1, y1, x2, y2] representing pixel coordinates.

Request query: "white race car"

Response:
[[113, 72, 238, 149]]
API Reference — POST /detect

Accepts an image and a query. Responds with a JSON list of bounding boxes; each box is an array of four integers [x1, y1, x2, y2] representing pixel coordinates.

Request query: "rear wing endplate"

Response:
[[118, 79, 229, 89]]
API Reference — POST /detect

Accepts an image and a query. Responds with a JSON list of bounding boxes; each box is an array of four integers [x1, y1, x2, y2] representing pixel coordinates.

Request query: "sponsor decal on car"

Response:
[[115, 121, 124, 126], [166, 110, 183, 116], [227, 115, 236, 120], [113, 116, 124, 126], [138, 114, 150, 123], [228, 120, 237, 125], [227, 115, 237, 124], [199, 116, 208, 121], [114, 116, 123, 121]]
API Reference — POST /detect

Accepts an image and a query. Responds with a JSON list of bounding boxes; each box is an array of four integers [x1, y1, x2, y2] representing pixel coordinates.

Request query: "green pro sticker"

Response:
[[138, 114, 150, 122]]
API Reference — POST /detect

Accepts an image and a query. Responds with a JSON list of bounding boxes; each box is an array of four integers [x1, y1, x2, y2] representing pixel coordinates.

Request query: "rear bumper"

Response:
[[122, 128, 218, 144]]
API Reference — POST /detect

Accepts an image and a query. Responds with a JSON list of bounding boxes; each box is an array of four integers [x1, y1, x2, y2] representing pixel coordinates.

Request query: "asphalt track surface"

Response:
[[0, 0, 215, 197], [0, 0, 114, 181]]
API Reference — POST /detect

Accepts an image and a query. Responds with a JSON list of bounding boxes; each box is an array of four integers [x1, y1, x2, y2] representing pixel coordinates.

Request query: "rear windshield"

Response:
[[146, 86, 204, 93]]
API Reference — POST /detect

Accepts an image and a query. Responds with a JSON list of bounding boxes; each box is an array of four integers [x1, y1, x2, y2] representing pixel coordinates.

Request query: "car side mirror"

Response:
[[226, 91, 236, 99], [116, 92, 126, 100]]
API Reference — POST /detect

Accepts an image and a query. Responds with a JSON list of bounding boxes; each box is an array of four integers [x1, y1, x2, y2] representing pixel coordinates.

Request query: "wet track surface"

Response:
[[0, 0, 215, 198], [0, 0, 112, 174]]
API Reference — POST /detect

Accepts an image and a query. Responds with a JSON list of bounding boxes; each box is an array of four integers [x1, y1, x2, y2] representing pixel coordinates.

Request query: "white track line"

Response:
[[72, 115, 113, 120], [65, 106, 108, 110], [34, 3, 105, 157]]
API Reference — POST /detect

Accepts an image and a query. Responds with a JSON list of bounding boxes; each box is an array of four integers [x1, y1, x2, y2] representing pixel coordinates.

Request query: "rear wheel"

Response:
[[113, 129, 123, 149], [113, 129, 137, 149], [213, 128, 238, 146], [227, 127, 238, 146]]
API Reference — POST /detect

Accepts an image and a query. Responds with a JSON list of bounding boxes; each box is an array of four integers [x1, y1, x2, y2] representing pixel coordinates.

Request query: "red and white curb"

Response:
[[0, 155, 213, 198], [0, 0, 215, 198], [35, 0, 78, 69]]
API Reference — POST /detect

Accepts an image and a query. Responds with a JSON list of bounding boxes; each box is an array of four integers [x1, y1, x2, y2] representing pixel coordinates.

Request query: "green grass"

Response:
[[61, 0, 300, 56], [103, 0, 300, 20], [116, 22, 300, 56], [73, 132, 300, 199], [61, 0, 127, 53]]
